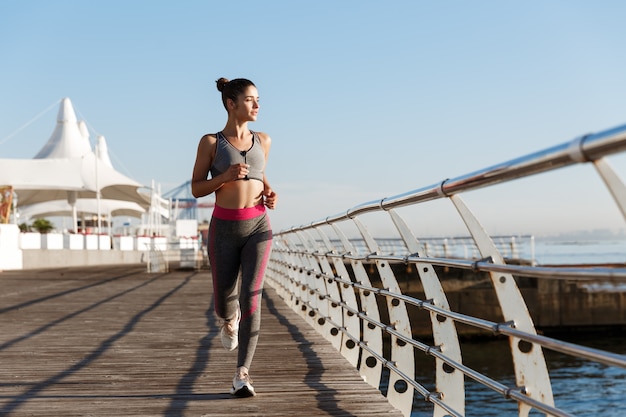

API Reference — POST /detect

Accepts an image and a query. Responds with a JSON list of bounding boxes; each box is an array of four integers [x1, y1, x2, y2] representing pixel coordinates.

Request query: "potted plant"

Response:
[[32, 218, 54, 234]]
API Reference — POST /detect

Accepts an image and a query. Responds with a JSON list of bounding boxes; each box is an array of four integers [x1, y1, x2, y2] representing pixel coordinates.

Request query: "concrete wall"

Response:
[[0, 227, 204, 270], [21, 249, 144, 269]]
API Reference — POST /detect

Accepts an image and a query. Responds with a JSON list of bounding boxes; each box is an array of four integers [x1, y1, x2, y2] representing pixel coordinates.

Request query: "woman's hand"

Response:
[[263, 186, 278, 209], [224, 163, 250, 181]]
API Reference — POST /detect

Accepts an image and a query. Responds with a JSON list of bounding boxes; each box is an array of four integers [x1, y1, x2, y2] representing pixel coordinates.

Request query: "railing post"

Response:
[[328, 223, 383, 382], [388, 209, 465, 417], [351, 217, 414, 417], [292, 230, 332, 337], [306, 227, 349, 352], [593, 157, 626, 222], [267, 238, 293, 303], [281, 234, 309, 313], [450, 194, 555, 417]]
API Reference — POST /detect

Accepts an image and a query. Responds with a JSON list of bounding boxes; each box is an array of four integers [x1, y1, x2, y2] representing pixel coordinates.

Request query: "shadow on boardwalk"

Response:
[[0, 264, 402, 417]]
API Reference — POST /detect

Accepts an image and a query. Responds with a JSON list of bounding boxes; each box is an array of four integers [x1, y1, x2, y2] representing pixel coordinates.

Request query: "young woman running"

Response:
[[191, 77, 277, 397]]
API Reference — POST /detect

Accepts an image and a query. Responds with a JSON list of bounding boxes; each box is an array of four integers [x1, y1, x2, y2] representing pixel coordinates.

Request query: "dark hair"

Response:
[[216, 77, 256, 110]]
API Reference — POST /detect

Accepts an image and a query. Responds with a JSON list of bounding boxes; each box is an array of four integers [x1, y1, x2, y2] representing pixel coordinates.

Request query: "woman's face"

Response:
[[231, 86, 259, 122]]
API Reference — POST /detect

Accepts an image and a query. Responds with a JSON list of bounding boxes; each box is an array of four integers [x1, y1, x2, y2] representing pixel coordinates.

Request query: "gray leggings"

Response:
[[208, 204, 272, 370]]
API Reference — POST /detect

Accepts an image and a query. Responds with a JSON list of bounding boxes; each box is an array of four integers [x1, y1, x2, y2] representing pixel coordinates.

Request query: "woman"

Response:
[[191, 77, 277, 397]]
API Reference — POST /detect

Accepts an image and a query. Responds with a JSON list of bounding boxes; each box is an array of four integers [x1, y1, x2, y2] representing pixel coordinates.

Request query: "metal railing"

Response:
[[307, 235, 535, 264], [265, 122, 626, 417]]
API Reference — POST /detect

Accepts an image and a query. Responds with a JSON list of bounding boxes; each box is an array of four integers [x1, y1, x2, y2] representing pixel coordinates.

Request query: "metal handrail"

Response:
[[266, 122, 626, 417], [287, 122, 626, 230]]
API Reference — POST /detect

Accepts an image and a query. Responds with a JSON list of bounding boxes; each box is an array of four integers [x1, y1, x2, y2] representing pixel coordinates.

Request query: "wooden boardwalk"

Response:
[[0, 264, 404, 417]]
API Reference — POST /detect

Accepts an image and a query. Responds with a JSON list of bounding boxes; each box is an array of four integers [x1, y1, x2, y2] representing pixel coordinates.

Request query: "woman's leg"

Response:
[[208, 217, 242, 321], [236, 215, 272, 370]]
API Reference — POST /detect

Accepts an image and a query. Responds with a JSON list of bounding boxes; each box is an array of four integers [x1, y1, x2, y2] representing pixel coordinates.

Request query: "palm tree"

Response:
[[31, 218, 54, 234]]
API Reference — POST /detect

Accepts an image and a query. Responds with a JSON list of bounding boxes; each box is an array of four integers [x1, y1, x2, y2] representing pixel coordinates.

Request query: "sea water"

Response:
[[408, 237, 626, 416], [409, 334, 626, 416], [533, 237, 626, 265]]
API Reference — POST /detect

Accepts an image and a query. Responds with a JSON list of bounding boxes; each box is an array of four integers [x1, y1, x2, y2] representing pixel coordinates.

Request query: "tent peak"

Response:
[[78, 120, 89, 140], [34, 97, 92, 159], [96, 135, 113, 167], [57, 97, 77, 123]]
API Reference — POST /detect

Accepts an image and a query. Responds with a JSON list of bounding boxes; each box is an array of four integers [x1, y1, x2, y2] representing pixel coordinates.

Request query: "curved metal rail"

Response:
[[265, 122, 626, 417]]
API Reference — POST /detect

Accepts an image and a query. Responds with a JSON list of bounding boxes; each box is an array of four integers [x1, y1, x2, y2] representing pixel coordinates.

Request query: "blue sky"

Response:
[[1, 1, 626, 237]]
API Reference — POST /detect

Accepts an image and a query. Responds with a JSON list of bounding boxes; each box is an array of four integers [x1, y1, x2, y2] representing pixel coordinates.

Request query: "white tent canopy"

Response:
[[19, 198, 145, 220], [0, 97, 151, 232], [0, 153, 150, 207], [0, 158, 88, 199]]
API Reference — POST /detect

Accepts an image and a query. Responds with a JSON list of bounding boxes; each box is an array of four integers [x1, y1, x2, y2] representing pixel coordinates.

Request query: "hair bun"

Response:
[[216, 77, 230, 92]]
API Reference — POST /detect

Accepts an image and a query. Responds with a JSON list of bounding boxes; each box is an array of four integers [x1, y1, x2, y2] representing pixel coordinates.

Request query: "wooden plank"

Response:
[[0, 265, 404, 416]]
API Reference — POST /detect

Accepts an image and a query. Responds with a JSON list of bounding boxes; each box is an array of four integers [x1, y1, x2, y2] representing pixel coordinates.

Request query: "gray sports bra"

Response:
[[210, 131, 265, 182]]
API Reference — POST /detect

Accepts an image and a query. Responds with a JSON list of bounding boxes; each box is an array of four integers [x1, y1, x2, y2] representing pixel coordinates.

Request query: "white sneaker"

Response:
[[230, 369, 256, 397], [220, 307, 240, 351]]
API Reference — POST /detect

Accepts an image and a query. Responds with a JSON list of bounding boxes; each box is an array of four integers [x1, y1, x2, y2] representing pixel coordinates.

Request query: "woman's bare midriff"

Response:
[[215, 179, 265, 209]]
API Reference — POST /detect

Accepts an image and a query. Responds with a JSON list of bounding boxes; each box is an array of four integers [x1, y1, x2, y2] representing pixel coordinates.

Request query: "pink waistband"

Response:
[[212, 204, 266, 221]]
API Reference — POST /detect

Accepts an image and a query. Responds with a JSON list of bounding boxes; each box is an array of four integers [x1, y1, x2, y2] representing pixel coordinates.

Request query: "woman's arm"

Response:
[[258, 132, 278, 209], [191, 134, 249, 198]]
